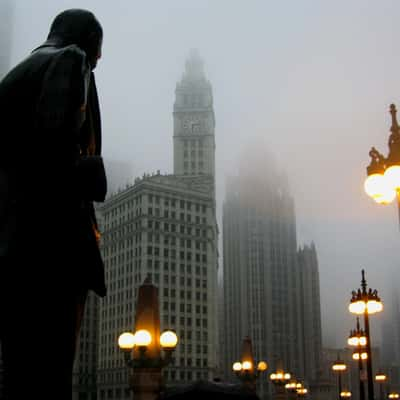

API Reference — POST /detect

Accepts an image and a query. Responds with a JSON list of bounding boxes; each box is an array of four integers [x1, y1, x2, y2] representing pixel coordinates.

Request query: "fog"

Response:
[[8, 0, 399, 348]]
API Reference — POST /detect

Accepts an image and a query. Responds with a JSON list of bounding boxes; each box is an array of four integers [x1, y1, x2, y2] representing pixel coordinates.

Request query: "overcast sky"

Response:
[[8, 0, 399, 348]]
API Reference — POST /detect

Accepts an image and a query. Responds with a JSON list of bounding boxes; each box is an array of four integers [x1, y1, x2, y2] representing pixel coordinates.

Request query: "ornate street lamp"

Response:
[[232, 336, 268, 392], [332, 357, 347, 400], [270, 365, 292, 400], [364, 104, 400, 229], [375, 372, 388, 400], [388, 393, 399, 399], [348, 318, 367, 400], [297, 387, 308, 398], [285, 379, 304, 400], [118, 276, 178, 400], [349, 270, 383, 400], [341, 390, 352, 398]]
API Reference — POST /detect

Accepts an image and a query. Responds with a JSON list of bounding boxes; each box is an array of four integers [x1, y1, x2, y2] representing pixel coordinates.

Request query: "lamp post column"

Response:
[[338, 372, 343, 400], [364, 311, 374, 400], [131, 368, 163, 400], [358, 344, 366, 400], [361, 274, 374, 400]]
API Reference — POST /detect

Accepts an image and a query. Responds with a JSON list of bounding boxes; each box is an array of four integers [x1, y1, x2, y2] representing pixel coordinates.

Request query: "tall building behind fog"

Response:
[[381, 287, 400, 390], [297, 242, 323, 383], [95, 50, 218, 400], [104, 159, 136, 195], [220, 157, 322, 399], [0, 0, 13, 79]]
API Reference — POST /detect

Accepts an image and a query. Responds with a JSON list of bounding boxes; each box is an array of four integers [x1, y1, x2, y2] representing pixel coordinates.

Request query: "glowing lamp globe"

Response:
[[374, 189, 396, 205], [118, 332, 135, 350], [257, 361, 268, 371], [242, 360, 252, 371], [384, 165, 400, 190], [375, 373, 387, 382], [349, 300, 366, 315], [348, 336, 359, 346], [233, 362, 242, 372], [359, 336, 367, 346], [366, 299, 383, 314], [364, 174, 385, 199], [160, 330, 178, 349], [133, 329, 152, 347]]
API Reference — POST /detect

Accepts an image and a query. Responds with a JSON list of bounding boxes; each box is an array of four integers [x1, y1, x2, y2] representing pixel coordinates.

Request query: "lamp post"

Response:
[[348, 317, 367, 400], [117, 276, 178, 400], [285, 379, 304, 400], [375, 372, 387, 400], [232, 336, 268, 393], [332, 357, 347, 400], [297, 388, 308, 398], [349, 270, 383, 400], [270, 365, 291, 400], [388, 393, 399, 399], [341, 390, 352, 398], [364, 104, 400, 230]]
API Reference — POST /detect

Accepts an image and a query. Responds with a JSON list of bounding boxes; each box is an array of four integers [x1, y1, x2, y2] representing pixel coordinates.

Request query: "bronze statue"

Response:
[[0, 9, 107, 400]]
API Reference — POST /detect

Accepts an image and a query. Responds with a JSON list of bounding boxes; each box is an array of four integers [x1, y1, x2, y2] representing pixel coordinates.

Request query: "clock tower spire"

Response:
[[173, 49, 215, 179]]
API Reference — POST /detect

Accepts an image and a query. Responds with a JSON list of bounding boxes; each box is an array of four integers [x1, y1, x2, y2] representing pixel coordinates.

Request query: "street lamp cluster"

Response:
[[231, 336, 268, 392], [117, 276, 178, 400], [349, 270, 383, 400], [231, 338, 309, 399], [344, 270, 400, 400], [364, 104, 400, 228], [332, 357, 349, 400], [118, 328, 178, 367]]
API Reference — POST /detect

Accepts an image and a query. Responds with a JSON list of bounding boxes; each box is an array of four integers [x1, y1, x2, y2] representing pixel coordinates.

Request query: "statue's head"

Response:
[[47, 9, 103, 70]]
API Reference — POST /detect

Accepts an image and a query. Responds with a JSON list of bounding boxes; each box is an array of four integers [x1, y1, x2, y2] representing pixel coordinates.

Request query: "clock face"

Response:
[[182, 115, 201, 134]]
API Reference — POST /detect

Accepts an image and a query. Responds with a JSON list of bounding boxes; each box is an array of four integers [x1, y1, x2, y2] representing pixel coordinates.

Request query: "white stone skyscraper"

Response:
[[96, 51, 218, 400]]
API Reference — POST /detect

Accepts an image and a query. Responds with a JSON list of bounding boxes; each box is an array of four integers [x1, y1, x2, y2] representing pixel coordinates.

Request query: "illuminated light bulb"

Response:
[[118, 332, 135, 350], [233, 362, 242, 372], [384, 165, 400, 190], [160, 330, 178, 349], [257, 361, 268, 371], [349, 300, 366, 315], [133, 329, 152, 347], [242, 360, 252, 370]]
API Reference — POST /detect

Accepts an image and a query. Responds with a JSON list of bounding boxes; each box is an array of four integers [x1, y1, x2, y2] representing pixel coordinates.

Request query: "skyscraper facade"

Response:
[[96, 51, 218, 400], [298, 243, 323, 383], [221, 156, 322, 398], [73, 293, 101, 400], [381, 287, 400, 391]]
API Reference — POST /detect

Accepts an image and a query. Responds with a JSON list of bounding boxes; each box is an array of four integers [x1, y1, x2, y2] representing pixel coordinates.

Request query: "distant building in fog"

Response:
[[104, 159, 135, 195], [381, 287, 400, 391], [298, 242, 323, 383], [220, 157, 322, 399]]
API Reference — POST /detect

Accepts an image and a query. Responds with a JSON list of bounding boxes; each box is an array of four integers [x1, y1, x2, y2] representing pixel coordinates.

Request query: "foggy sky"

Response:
[[9, 0, 399, 348]]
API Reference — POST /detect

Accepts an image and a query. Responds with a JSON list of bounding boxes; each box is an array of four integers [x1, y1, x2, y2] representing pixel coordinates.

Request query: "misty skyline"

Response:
[[7, 0, 399, 348]]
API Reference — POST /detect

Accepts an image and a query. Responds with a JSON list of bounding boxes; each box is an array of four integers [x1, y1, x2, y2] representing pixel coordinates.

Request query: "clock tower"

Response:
[[173, 49, 215, 179]]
